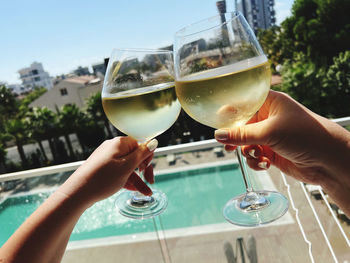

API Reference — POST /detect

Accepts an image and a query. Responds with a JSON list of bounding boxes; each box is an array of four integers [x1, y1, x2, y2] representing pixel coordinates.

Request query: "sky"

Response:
[[0, 0, 293, 84]]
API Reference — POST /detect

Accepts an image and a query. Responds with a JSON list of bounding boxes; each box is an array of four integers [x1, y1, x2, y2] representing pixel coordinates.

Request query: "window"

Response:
[[34, 77, 41, 81], [32, 69, 39, 75], [60, 88, 68, 96]]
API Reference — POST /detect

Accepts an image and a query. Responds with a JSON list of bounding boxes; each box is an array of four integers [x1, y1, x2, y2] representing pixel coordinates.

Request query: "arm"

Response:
[[0, 137, 157, 263], [215, 90, 350, 216]]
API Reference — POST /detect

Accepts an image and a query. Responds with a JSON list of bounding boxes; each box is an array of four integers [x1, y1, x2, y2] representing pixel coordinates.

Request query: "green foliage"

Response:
[[86, 91, 104, 120], [281, 51, 350, 118], [260, 0, 350, 118], [258, 26, 288, 73], [5, 118, 31, 145], [26, 107, 57, 141], [58, 104, 85, 133], [0, 142, 7, 164], [0, 85, 18, 123], [4, 118, 31, 166], [19, 87, 47, 113], [281, 53, 326, 114], [281, 0, 350, 65], [322, 51, 350, 117]]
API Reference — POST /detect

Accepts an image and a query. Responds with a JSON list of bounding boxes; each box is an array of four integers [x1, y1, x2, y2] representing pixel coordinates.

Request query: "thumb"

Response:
[[214, 119, 271, 146], [123, 139, 158, 170]]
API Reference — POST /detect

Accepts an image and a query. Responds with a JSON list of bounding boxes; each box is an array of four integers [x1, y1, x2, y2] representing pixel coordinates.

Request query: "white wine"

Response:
[[102, 83, 181, 142], [175, 56, 270, 129]]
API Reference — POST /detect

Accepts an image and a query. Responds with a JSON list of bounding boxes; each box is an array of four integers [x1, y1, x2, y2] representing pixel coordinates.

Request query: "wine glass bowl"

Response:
[[174, 12, 289, 226], [102, 48, 181, 219]]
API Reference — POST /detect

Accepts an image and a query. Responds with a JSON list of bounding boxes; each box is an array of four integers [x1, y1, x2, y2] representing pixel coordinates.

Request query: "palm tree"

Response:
[[28, 107, 60, 164], [0, 85, 18, 124], [57, 104, 85, 160], [26, 107, 50, 163], [4, 118, 30, 167], [86, 91, 113, 138], [0, 133, 8, 173]]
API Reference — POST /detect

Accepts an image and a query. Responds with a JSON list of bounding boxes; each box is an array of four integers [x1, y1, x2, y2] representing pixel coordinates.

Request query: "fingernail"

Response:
[[215, 129, 229, 140], [249, 149, 256, 158], [146, 139, 158, 152], [145, 188, 153, 196], [258, 161, 268, 169]]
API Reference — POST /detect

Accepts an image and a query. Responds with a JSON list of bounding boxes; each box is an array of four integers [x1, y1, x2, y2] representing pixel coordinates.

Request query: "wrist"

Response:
[[56, 170, 98, 211]]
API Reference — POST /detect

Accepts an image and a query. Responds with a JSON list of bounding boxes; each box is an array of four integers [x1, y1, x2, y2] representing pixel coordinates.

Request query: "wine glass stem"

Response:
[[236, 146, 253, 193]]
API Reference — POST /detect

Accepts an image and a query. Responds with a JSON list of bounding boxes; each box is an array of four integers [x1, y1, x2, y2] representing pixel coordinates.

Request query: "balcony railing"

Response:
[[1, 117, 350, 263]]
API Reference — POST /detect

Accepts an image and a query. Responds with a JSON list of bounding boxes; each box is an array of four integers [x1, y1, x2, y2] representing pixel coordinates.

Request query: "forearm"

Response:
[[0, 189, 89, 263], [320, 121, 350, 217]]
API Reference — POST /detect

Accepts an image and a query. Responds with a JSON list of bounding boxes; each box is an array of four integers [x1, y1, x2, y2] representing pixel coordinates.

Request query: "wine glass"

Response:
[[174, 12, 289, 226], [102, 48, 181, 219]]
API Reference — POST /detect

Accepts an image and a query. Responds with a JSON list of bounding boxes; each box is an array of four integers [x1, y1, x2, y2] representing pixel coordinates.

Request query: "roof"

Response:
[[65, 75, 96, 84]]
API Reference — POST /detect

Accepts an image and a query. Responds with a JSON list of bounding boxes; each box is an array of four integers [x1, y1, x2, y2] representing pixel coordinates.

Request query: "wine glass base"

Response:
[[115, 189, 168, 219], [223, 190, 289, 227]]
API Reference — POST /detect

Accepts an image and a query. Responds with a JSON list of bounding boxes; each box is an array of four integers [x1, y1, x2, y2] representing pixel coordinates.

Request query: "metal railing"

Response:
[[1, 116, 349, 182], [0, 116, 350, 262]]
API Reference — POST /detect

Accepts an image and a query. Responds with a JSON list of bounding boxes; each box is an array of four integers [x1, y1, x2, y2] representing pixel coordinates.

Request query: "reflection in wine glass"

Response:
[[102, 49, 181, 219], [174, 12, 289, 226]]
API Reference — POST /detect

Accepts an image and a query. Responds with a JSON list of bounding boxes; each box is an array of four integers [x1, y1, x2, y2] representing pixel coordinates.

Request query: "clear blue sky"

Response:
[[0, 0, 293, 84]]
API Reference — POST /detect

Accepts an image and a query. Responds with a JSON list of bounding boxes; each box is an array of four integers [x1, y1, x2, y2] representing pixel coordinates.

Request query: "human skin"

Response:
[[0, 136, 157, 263], [215, 90, 350, 216]]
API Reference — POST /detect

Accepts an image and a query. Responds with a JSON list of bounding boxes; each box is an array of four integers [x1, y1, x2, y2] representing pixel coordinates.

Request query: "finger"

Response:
[[110, 136, 139, 158], [246, 156, 271, 171], [143, 164, 154, 184], [124, 171, 139, 191], [123, 139, 158, 172], [261, 146, 276, 164], [242, 145, 263, 159], [125, 172, 152, 196], [224, 145, 237, 152], [139, 154, 154, 172], [214, 119, 271, 146]]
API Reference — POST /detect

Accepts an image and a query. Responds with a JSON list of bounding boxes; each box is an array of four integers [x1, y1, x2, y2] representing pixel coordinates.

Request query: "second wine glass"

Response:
[[174, 12, 289, 226], [102, 48, 181, 219]]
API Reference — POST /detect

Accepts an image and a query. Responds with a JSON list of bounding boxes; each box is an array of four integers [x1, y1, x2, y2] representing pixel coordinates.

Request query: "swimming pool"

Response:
[[0, 162, 260, 246]]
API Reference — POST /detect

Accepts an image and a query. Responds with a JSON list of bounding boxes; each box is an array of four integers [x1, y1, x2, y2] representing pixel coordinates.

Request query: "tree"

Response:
[[281, 0, 350, 65], [4, 118, 30, 167], [257, 26, 290, 73], [58, 104, 84, 160], [280, 52, 326, 114], [322, 51, 350, 117], [29, 107, 61, 164], [26, 107, 50, 163], [0, 85, 18, 124], [86, 91, 113, 139], [19, 87, 47, 113], [0, 137, 8, 173]]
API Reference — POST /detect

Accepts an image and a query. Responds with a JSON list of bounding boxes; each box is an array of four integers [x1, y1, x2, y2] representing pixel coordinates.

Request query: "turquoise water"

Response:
[[0, 163, 245, 246]]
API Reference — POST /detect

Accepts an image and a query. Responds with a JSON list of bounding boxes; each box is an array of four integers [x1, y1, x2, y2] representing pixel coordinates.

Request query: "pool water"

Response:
[[0, 163, 248, 246]]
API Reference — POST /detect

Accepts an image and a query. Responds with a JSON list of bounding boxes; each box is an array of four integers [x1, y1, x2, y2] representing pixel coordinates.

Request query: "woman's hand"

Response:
[[0, 136, 158, 263], [58, 136, 158, 206], [215, 90, 350, 216]]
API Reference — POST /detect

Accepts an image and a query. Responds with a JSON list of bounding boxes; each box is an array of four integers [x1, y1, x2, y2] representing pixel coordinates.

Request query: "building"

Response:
[[73, 66, 91, 76], [7, 84, 27, 95], [18, 62, 53, 90], [29, 75, 102, 112], [92, 62, 106, 76], [235, 0, 276, 33]]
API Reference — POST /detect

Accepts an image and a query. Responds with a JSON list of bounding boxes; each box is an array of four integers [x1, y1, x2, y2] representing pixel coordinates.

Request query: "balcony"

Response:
[[1, 117, 350, 263]]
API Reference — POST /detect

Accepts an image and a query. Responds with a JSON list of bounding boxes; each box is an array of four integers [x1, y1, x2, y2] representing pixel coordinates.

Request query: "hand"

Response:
[[0, 136, 158, 263], [58, 136, 158, 206], [214, 90, 350, 188]]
